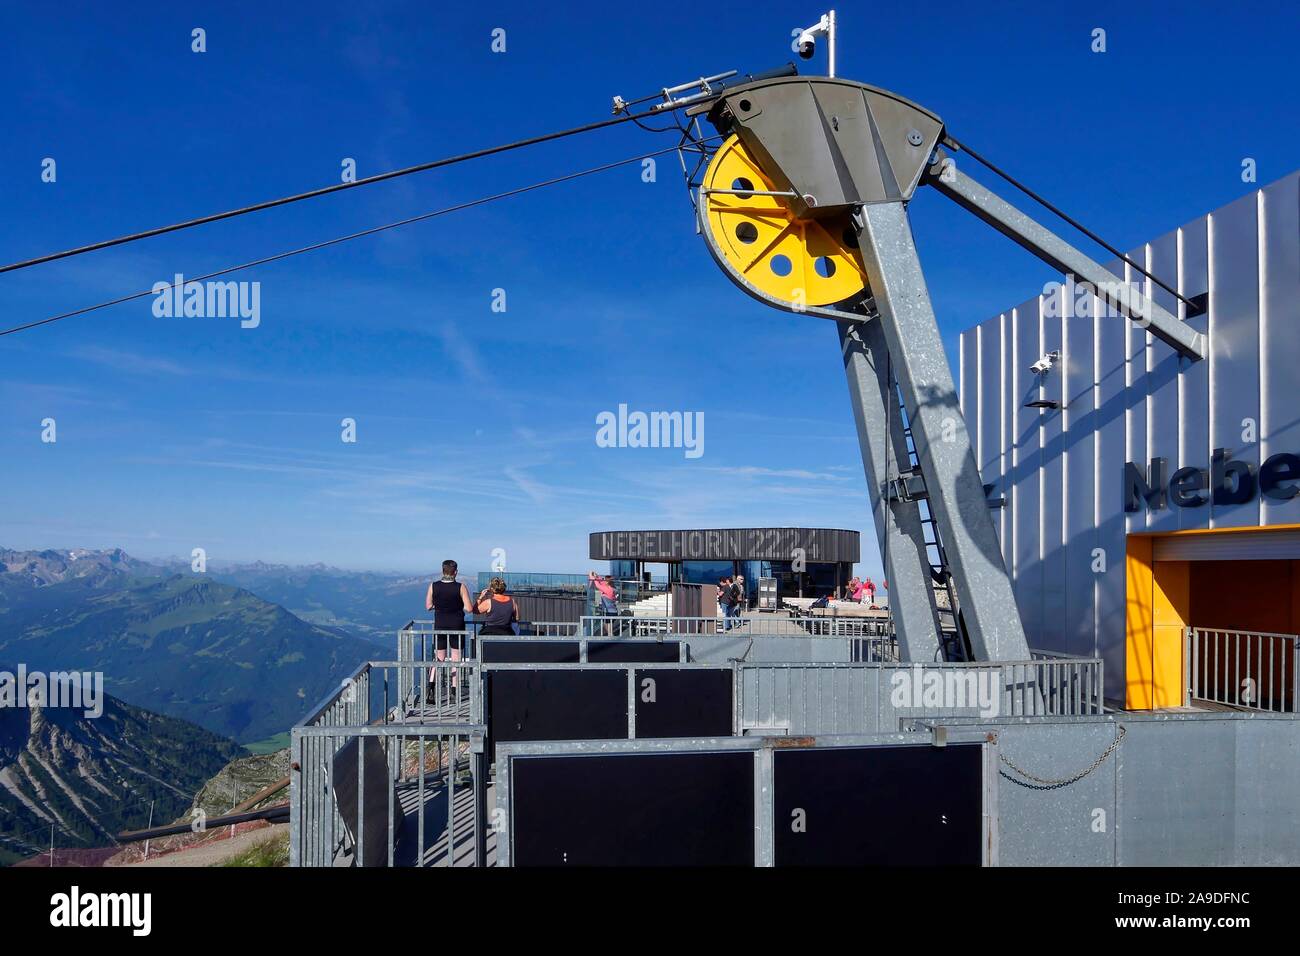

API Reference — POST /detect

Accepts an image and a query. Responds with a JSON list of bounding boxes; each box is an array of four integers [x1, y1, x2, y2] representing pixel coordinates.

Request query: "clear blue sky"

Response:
[[1, 0, 1295, 577]]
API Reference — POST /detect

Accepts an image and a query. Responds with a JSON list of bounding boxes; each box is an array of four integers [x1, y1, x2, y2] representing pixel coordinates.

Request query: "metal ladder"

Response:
[[891, 398, 970, 662]]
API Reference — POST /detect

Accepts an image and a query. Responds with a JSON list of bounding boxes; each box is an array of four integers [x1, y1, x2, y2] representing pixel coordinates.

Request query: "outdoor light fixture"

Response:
[[1025, 351, 1061, 410]]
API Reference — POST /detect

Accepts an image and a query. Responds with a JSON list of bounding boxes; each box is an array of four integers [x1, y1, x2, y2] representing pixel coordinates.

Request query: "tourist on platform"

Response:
[[425, 559, 474, 697], [476, 577, 520, 635], [718, 576, 736, 630]]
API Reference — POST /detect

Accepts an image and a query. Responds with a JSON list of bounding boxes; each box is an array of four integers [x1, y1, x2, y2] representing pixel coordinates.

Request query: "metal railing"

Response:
[[578, 614, 898, 661], [1186, 627, 1299, 713], [397, 621, 580, 701], [290, 660, 488, 868], [579, 614, 891, 636], [738, 656, 1104, 735], [291, 648, 1102, 865]]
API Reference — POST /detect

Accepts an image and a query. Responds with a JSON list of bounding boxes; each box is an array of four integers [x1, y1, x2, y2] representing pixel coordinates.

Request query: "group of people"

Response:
[[842, 575, 879, 604], [424, 559, 521, 651], [717, 574, 746, 629]]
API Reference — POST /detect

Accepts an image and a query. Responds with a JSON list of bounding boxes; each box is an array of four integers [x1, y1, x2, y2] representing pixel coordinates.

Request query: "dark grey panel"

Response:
[[512, 593, 584, 625], [589, 528, 860, 563]]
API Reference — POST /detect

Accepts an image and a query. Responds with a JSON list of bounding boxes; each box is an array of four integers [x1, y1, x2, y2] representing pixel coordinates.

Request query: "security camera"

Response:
[[1030, 351, 1060, 375], [792, 12, 835, 73]]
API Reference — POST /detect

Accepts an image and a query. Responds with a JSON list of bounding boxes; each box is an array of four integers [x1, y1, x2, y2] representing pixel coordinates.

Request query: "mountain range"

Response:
[[0, 687, 243, 864], [0, 548, 379, 742]]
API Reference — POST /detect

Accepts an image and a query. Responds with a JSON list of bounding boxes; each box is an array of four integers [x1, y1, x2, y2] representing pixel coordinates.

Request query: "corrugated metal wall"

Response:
[[959, 171, 1300, 695]]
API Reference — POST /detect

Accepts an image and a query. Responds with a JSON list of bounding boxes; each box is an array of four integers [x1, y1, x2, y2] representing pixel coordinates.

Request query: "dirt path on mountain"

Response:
[[126, 823, 288, 867]]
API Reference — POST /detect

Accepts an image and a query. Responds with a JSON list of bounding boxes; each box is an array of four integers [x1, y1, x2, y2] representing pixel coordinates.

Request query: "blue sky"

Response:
[[1, 0, 1295, 578]]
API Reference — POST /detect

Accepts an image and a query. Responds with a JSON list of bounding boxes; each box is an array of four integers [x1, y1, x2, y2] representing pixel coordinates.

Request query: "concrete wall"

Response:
[[959, 171, 1300, 698]]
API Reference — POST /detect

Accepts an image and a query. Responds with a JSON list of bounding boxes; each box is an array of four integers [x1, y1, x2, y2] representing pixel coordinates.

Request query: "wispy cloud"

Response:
[[71, 345, 193, 377]]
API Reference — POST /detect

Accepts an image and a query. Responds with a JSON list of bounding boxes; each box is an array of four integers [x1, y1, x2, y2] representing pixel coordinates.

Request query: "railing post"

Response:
[[289, 729, 302, 866], [1183, 626, 1193, 708]]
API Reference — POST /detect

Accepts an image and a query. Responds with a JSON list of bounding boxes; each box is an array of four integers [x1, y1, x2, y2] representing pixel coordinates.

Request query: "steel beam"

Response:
[[838, 320, 942, 662], [852, 201, 1030, 661], [929, 160, 1205, 360]]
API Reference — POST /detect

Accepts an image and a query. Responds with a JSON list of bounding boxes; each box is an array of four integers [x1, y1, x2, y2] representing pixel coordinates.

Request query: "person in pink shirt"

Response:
[[591, 571, 619, 608]]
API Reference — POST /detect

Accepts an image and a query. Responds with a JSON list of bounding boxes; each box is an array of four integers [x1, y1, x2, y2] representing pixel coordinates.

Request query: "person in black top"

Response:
[[718, 576, 735, 631], [474, 577, 519, 636], [425, 560, 474, 695]]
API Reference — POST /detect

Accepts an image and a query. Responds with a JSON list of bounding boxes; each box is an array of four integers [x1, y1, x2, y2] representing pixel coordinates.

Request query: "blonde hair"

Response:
[[489, 577, 507, 594]]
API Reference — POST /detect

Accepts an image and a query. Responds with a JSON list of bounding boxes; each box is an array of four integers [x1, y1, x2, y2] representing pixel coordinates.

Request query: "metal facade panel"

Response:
[[958, 173, 1299, 699], [1011, 300, 1043, 638], [1145, 233, 1184, 533], [1207, 192, 1262, 528], [1094, 278, 1129, 695], [1123, 256, 1150, 536], [960, 329, 976, 428], [978, 316, 1008, 549], [1260, 175, 1300, 526], [1153, 528, 1300, 561], [1178, 217, 1212, 531], [1063, 277, 1099, 658], [1039, 286, 1067, 650]]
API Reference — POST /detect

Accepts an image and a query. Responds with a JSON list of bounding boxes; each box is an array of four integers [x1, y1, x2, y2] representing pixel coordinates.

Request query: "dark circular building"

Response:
[[590, 527, 860, 601]]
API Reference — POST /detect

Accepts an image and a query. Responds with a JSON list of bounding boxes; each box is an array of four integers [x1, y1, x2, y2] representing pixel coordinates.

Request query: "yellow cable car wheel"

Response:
[[701, 135, 868, 310]]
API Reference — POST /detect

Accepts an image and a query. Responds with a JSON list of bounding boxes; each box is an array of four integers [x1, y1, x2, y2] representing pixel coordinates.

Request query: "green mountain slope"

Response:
[[0, 690, 243, 862], [0, 553, 375, 742]]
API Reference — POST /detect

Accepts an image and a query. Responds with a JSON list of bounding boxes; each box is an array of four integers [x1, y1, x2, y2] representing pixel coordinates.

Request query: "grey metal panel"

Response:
[[512, 594, 584, 624], [1039, 289, 1066, 651], [1260, 174, 1300, 526], [1145, 231, 1184, 533], [1012, 300, 1043, 639], [984, 721, 1117, 866], [1063, 278, 1099, 659], [960, 329, 977, 440], [978, 317, 1008, 549], [1232, 716, 1300, 864], [1119, 718, 1237, 865], [1208, 192, 1262, 529], [1094, 277, 1128, 700], [1154, 528, 1300, 561], [1178, 217, 1212, 531], [1123, 256, 1150, 537]]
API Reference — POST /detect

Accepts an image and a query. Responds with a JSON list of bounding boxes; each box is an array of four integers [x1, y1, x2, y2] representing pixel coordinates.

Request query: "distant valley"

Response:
[[0, 548, 393, 742]]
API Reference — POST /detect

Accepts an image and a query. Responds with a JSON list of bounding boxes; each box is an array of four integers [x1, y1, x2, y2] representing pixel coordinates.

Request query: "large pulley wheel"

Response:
[[701, 135, 868, 308]]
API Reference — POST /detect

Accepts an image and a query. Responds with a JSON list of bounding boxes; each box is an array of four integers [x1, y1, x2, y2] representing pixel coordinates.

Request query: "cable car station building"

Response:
[[959, 170, 1300, 709], [590, 527, 859, 602]]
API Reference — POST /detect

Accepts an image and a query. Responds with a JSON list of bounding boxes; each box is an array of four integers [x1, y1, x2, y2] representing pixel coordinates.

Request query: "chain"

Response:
[[999, 725, 1127, 789]]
